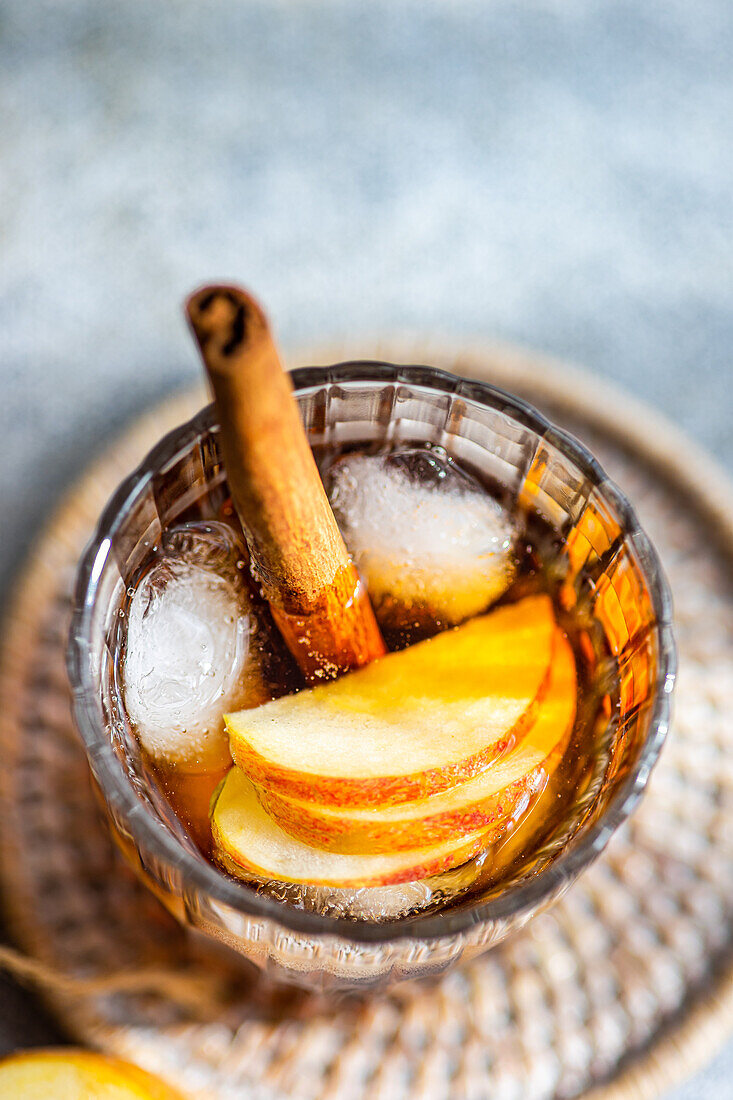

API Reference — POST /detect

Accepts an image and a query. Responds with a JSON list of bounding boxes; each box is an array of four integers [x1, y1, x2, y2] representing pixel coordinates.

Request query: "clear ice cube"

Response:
[[260, 879, 437, 920], [327, 448, 516, 626], [122, 521, 256, 769]]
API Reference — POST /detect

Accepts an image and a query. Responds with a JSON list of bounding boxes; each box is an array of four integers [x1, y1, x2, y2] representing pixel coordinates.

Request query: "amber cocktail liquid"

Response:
[[115, 441, 619, 921]]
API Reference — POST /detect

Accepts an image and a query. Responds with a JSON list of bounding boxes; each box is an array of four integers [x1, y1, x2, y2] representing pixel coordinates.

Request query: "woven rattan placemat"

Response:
[[1, 343, 732, 1100]]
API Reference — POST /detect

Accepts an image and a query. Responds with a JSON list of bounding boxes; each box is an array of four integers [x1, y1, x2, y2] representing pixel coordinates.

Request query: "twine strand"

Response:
[[0, 943, 226, 1016]]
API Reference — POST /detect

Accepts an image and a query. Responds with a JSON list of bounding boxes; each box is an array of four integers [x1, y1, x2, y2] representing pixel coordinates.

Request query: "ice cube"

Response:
[[328, 449, 515, 626], [162, 521, 245, 582], [271, 880, 437, 921], [122, 522, 256, 769]]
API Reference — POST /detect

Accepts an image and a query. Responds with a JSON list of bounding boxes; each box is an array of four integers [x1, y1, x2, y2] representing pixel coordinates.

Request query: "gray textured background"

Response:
[[0, 0, 731, 1095]]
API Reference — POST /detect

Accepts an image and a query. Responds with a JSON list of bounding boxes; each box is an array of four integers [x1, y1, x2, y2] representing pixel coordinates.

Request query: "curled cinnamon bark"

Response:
[[186, 285, 386, 681]]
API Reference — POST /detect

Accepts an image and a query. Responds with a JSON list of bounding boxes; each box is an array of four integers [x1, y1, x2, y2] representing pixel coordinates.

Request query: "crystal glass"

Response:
[[67, 364, 675, 991]]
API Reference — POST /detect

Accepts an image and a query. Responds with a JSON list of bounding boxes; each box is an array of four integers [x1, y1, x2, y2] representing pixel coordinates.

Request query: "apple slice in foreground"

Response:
[[226, 594, 556, 807], [212, 768, 489, 887], [0, 1050, 184, 1100], [260, 633, 577, 852]]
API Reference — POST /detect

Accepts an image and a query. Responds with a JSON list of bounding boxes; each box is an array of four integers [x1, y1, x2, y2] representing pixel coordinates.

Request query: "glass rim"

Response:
[[67, 362, 676, 944]]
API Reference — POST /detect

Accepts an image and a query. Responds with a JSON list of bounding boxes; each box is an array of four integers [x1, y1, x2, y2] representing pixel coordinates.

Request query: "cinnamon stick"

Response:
[[185, 284, 386, 681]]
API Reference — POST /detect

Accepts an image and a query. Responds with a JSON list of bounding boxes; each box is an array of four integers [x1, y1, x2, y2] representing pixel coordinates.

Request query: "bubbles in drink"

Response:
[[122, 521, 258, 770], [327, 447, 516, 633]]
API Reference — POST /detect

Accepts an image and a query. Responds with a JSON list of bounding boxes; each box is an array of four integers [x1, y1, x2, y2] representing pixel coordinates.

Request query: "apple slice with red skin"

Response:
[[226, 595, 556, 808], [212, 768, 490, 888], [258, 633, 576, 853]]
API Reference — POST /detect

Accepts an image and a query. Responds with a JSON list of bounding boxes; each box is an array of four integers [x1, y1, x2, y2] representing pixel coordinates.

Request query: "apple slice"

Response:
[[259, 634, 576, 852], [0, 1049, 184, 1099], [212, 768, 489, 887], [226, 594, 556, 807]]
